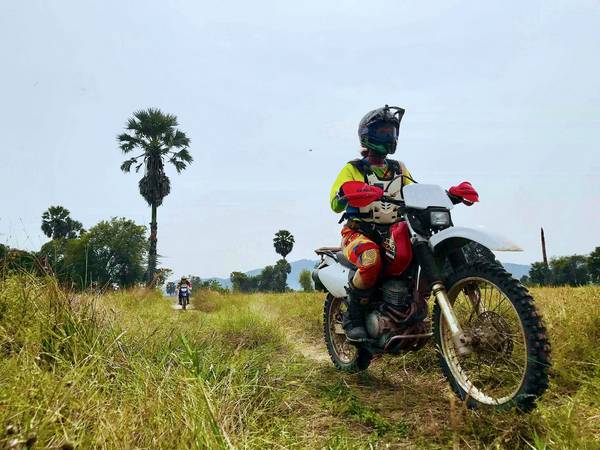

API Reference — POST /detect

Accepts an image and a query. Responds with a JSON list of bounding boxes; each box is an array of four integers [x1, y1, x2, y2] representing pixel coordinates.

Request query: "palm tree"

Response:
[[273, 230, 295, 260], [41, 205, 83, 240], [118, 108, 192, 284]]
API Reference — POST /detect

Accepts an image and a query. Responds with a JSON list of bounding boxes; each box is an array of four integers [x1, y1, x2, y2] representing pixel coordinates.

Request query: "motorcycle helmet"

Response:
[[358, 105, 405, 155]]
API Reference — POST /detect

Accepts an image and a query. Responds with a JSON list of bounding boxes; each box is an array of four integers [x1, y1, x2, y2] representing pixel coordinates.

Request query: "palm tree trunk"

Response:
[[147, 203, 158, 285]]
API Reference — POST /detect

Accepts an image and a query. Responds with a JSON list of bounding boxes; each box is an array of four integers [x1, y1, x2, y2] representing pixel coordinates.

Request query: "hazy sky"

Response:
[[1, 1, 599, 278]]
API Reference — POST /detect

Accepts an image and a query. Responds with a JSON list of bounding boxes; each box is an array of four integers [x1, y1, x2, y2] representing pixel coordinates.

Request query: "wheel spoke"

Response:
[[440, 276, 529, 405], [327, 297, 357, 364]]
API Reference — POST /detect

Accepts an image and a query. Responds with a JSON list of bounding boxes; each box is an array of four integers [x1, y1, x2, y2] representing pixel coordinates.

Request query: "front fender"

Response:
[[429, 226, 522, 255]]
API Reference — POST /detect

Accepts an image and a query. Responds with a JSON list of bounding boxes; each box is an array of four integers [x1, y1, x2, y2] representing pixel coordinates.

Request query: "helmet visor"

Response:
[[368, 122, 397, 144]]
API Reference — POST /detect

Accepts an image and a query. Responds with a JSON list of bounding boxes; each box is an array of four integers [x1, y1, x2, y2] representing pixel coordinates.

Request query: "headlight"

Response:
[[430, 211, 450, 227]]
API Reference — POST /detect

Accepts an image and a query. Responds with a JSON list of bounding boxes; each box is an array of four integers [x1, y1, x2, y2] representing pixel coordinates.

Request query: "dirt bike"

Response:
[[178, 285, 190, 310], [313, 183, 551, 411]]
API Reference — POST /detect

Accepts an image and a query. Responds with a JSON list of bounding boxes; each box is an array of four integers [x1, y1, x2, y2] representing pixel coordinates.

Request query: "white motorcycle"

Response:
[[313, 183, 551, 410]]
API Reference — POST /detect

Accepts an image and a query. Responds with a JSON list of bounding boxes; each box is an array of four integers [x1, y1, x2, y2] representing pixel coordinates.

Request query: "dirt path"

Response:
[[247, 299, 330, 363], [170, 299, 194, 310], [288, 331, 331, 364]]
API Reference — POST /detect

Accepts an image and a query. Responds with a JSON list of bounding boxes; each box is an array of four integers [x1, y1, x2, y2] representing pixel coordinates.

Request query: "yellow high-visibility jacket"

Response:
[[329, 158, 413, 214]]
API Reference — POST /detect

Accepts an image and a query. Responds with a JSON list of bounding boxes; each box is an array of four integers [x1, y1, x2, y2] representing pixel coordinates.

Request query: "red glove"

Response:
[[448, 182, 479, 206], [340, 181, 384, 207]]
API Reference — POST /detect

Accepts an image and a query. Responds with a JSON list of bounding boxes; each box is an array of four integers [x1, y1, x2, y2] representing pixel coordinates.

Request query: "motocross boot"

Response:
[[344, 283, 371, 342]]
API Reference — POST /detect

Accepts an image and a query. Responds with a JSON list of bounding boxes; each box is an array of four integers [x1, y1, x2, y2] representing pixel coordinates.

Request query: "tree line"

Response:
[[116, 109, 312, 293], [522, 246, 600, 287], [229, 230, 295, 293], [0, 206, 151, 290], [3, 107, 190, 290], [1, 108, 314, 295], [162, 230, 300, 294]]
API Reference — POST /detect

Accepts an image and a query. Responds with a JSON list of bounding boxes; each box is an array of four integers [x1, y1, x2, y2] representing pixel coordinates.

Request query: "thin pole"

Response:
[[541, 227, 548, 268], [84, 242, 89, 289]]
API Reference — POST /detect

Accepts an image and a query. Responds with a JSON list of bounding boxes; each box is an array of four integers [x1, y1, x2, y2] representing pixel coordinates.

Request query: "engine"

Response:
[[365, 279, 409, 339], [365, 279, 430, 352]]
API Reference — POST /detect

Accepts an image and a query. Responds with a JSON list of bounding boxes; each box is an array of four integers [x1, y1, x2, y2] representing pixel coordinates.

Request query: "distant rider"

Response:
[[176, 276, 192, 305], [329, 105, 478, 342]]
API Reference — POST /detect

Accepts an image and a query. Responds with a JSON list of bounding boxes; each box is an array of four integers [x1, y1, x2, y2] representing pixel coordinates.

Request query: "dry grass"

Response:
[[0, 276, 599, 449]]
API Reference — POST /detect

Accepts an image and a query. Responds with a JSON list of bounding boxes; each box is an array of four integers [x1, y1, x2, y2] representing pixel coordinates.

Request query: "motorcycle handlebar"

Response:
[[342, 194, 405, 208]]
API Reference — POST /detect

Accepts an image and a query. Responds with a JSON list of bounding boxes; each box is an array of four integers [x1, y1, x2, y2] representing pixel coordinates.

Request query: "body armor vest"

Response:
[[349, 159, 405, 224]]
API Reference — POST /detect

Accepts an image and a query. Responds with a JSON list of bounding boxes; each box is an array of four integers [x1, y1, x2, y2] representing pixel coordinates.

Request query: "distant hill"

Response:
[[204, 259, 531, 291], [502, 263, 530, 280]]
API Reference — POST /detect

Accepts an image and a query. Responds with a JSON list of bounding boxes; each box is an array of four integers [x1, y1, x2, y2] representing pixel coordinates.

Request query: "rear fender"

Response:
[[429, 226, 522, 257], [316, 260, 350, 298]]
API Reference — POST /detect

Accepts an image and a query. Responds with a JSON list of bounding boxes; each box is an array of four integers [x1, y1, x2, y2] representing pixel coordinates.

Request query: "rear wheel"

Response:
[[433, 262, 551, 411], [323, 295, 372, 372]]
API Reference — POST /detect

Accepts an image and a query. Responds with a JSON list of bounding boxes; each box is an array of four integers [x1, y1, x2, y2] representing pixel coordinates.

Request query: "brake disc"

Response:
[[470, 311, 514, 363]]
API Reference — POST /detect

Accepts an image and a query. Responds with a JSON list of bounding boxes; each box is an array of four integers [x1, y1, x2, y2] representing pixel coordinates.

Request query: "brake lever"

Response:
[[446, 191, 463, 205]]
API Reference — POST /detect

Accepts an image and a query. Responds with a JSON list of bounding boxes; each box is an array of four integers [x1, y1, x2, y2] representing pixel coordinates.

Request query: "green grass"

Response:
[[0, 275, 599, 449]]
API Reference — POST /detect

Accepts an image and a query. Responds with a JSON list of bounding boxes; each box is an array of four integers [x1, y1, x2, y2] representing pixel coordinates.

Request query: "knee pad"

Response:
[[359, 248, 380, 269], [353, 250, 382, 289]]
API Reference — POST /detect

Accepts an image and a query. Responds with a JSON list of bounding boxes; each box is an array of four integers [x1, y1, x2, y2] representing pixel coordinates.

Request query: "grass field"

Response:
[[1, 275, 599, 449]]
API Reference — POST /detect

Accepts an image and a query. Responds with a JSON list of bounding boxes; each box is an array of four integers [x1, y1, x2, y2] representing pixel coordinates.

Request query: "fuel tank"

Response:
[[383, 221, 413, 277]]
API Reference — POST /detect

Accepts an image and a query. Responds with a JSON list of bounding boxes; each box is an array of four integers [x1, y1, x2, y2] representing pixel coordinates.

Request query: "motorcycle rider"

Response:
[[176, 276, 192, 305], [330, 105, 477, 342]]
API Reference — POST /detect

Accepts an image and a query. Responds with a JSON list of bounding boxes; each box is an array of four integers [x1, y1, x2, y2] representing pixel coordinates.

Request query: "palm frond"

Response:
[[154, 109, 178, 127], [126, 117, 141, 131], [172, 130, 191, 148], [120, 158, 138, 173], [129, 108, 178, 139], [119, 108, 191, 180], [172, 148, 193, 164], [117, 133, 141, 153], [169, 159, 187, 173], [162, 129, 175, 147]]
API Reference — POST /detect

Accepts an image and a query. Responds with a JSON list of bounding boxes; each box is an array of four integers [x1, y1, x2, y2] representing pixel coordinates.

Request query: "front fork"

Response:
[[412, 240, 472, 355], [431, 282, 471, 355]]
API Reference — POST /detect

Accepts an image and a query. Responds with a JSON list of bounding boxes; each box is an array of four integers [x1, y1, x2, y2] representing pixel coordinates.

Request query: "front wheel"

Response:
[[433, 262, 551, 411], [323, 294, 372, 372]]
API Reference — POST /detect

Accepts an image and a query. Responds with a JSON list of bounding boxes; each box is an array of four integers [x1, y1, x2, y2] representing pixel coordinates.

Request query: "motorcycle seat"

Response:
[[336, 251, 357, 270], [315, 246, 341, 255]]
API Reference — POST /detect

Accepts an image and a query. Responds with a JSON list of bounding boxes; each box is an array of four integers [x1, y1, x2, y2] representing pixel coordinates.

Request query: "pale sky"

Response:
[[1, 1, 599, 278]]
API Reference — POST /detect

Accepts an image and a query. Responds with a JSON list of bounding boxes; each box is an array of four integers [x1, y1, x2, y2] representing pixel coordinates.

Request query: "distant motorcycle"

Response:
[[313, 182, 551, 411], [178, 285, 190, 310]]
